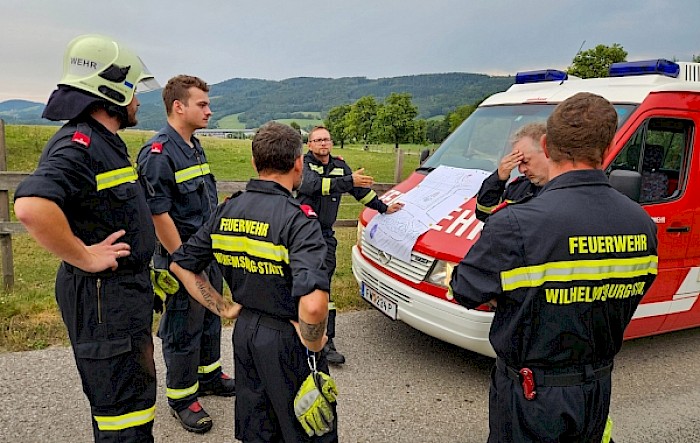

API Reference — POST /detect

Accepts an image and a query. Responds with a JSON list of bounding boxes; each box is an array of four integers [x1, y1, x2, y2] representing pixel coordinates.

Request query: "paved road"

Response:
[[1, 310, 699, 442]]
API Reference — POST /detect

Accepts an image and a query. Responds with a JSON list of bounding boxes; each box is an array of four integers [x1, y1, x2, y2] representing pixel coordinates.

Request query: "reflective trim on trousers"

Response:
[[94, 404, 156, 431]]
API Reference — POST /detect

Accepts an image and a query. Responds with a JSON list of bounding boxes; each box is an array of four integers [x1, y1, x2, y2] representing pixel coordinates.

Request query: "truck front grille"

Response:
[[360, 236, 435, 283]]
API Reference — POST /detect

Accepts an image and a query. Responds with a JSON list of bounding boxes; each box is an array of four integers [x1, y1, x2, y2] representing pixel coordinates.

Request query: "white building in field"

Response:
[[196, 127, 309, 141], [195, 128, 257, 139]]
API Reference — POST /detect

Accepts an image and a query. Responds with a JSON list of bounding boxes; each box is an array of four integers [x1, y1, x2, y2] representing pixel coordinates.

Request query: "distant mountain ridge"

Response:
[[2, 72, 514, 130], [0, 100, 54, 126]]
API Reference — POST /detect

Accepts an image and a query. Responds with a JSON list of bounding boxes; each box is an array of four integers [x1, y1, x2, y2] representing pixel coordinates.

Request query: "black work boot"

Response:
[[324, 339, 346, 365], [199, 372, 236, 397], [171, 400, 213, 434]]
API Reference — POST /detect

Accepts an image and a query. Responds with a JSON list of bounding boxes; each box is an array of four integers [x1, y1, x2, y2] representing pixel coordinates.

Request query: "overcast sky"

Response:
[[1, 0, 699, 103]]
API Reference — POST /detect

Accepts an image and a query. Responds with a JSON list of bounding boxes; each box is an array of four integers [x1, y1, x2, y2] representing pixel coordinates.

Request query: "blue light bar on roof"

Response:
[[515, 69, 568, 84], [608, 59, 680, 78]]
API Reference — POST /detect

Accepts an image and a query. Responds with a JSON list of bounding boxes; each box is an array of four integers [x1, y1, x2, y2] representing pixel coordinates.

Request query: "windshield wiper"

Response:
[[416, 166, 435, 173]]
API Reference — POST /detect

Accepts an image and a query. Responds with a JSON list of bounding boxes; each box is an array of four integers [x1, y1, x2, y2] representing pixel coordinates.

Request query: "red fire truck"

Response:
[[352, 59, 700, 357]]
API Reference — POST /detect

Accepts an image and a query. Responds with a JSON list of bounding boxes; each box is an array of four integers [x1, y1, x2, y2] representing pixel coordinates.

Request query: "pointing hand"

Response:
[[352, 168, 374, 187]]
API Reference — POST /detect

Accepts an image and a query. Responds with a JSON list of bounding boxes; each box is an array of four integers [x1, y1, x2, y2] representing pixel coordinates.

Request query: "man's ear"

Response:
[[251, 156, 257, 172], [173, 99, 184, 115], [294, 155, 303, 173], [541, 134, 551, 159]]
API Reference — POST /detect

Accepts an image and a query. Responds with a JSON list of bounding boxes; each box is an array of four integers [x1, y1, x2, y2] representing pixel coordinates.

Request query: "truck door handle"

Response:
[[666, 226, 690, 233]]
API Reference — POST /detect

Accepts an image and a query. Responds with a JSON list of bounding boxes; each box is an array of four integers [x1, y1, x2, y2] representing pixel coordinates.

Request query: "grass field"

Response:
[[215, 113, 246, 129], [0, 124, 429, 351]]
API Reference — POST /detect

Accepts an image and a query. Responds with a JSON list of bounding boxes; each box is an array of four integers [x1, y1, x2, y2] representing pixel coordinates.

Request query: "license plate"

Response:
[[360, 282, 397, 320]]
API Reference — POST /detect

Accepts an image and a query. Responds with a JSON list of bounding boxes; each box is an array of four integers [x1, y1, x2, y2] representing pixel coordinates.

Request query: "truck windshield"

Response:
[[421, 103, 637, 174]]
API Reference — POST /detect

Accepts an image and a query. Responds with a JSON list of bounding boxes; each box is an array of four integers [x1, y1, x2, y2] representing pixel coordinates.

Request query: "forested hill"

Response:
[[3, 73, 514, 130]]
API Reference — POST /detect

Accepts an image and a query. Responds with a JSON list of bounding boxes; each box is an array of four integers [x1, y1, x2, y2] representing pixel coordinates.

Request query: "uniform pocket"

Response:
[[176, 179, 204, 218], [74, 336, 134, 407], [97, 182, 141, 232], [158, 290, 190, 343]]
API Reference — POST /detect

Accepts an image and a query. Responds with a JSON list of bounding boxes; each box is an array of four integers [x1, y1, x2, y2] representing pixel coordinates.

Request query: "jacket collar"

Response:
[[246, 179, 293, 197], [540, 169, 611, 193], [304, 150, 335, 166], [164, 123, 202, 159]]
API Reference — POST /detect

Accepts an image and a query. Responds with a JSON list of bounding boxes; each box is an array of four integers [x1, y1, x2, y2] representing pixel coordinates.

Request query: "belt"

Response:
[[62, 262, 148, 278], [240, 308, 294, 332], [496, 358, 613, 387], [154, 242, 168, 257]]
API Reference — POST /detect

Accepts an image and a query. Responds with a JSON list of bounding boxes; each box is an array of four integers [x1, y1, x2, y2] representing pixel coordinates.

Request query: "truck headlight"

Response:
[[426, 260, 457, 288]]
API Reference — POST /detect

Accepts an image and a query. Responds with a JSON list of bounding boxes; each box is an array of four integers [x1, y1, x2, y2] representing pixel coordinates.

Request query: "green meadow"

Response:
[[0, 124, 429, 351]]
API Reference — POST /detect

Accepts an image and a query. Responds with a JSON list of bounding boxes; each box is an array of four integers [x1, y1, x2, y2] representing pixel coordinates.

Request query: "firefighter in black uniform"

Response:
[[14, 34, 160, 442], [170, 122, 337, 442], [297, 125, 403, 364], [450, 93, 658, 443], [475, 122, 548, 222], [137, 75, 233, 434]]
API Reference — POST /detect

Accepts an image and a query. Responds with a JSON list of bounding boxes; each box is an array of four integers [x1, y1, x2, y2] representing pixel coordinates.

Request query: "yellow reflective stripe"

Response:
[[500, 255, 658, 292], [329, 168, 345, 176], [476, 202, 498, 214], [359, 190, 377, 205], [211, 234, 290, 264], [166, 381, 199, 400], [309, 164, 324, 174], [602, 416, 613, 443], [175, 163, 211, 184], [322, 178, 331, 196], [198, 359, 222, 374], [328, 302, 336, 310], [94, 405, 156, 431], [96, 166, 138, 191]]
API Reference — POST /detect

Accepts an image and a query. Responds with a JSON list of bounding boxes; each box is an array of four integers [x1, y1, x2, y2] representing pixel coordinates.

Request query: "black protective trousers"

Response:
[[487, 364, 612, 443], [157, 261, 224, 411], [322, 235, 338, 339], [56, 265, 157, 443], [233, 309, 338, 443]]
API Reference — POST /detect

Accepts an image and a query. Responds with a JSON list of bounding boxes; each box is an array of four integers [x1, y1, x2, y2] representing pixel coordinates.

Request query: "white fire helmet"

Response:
[[58, 34, 160, 106]]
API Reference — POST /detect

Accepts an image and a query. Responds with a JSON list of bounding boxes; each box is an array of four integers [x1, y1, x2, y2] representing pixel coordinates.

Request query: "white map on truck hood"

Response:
[[364, 166, 490, 262]]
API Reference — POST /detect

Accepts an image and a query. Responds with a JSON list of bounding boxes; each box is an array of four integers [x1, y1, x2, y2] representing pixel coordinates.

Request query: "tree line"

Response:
[[320, 44, 699, 150], [320, 93, 487, 149]]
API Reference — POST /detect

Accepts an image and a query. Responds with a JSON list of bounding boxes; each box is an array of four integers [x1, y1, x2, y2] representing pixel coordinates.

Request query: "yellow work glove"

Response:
[[150, 268, 180, 313], [293, 371, 338, 437], [315, 371, 338, 403]]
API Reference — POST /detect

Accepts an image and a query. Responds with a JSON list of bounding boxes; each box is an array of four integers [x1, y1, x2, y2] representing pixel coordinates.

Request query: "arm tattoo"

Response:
[[299, 317, 328, 342], [194, 273, 224, 314]]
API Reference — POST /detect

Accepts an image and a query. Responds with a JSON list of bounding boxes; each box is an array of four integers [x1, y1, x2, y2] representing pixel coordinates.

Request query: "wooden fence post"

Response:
[[393, 148, 404, 183], [0, 120, 14, 291]]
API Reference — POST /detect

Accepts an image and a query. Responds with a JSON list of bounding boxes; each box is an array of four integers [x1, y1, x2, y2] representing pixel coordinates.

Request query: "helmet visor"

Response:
[[134, 57, 161, 93], [136, 77, 161, 93]]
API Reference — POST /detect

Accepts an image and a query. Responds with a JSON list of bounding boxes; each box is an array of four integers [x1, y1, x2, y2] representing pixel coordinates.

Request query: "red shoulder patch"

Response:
[[150, 142, 163, 154], [336, 155, 344, 161], [300, 204, 318, 218], [71, 131, 90, 148], [491, 201, 509, 214]]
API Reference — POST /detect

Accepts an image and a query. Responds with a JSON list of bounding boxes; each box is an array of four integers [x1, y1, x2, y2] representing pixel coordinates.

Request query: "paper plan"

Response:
[[364, 166, 490, 262]]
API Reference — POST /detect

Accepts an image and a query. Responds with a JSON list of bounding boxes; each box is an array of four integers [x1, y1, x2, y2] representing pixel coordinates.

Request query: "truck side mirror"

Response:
[[419, 149, 431, 165], [608, 169, 642, 202]]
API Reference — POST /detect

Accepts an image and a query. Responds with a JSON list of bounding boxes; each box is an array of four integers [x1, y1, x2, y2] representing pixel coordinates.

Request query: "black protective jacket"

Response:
[[451, 170, 658, 369], [297, 151, 387, 234], [15, 117, 156, 271], [475, 170, 541, 222], [137, 123, 218, 243], [172, 179, 329, 319]]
